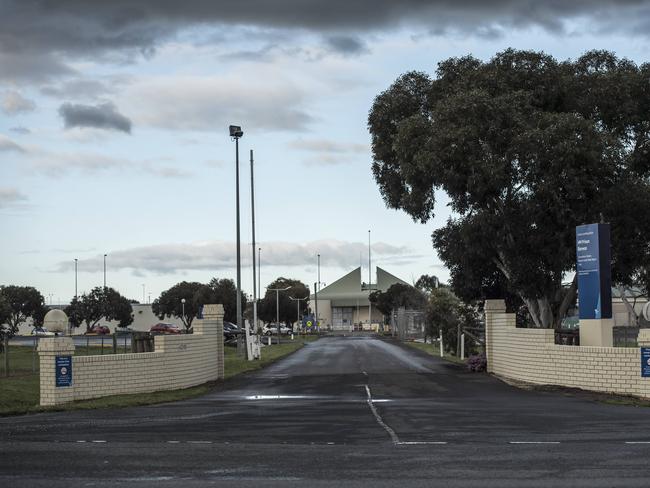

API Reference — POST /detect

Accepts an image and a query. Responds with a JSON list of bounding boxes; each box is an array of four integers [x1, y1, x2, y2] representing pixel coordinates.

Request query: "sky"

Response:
[[2, 1, 650, 304]]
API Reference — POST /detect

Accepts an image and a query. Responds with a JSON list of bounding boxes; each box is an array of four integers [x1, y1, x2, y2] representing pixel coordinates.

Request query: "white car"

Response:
[[263, 324, 293, 336], [31, 327, 55, 337]]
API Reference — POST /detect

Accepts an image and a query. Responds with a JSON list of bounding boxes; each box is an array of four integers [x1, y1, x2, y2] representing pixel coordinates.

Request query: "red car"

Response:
[[149, 323, 182, 335], [85, 324, 110, 335]]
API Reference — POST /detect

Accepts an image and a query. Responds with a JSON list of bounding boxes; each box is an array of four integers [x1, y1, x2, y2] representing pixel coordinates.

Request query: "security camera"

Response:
[[229, 125, 243, 138]]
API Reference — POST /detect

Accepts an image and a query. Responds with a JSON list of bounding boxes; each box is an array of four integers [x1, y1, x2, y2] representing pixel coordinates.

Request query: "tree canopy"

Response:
[[258, 277, 310, 326], [369, 283, 426, 317], [152, 281, 205, 331], [368, 49, 650, 328], [65, 287, 133, 332], [0, 285, 46, 337]]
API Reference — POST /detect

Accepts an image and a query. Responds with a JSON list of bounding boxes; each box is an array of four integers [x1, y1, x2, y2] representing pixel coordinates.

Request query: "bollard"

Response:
[[461, 333, 465, 360], [439, 330, 443, 357], [267, 336, 271, 346], [291, 333, 294, 341]]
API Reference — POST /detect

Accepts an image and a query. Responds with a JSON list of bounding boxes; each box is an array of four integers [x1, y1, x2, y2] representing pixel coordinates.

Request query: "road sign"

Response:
[[55, 355, 73, 387], [642, 348, 650, 378], [576, 223, 612, 319]]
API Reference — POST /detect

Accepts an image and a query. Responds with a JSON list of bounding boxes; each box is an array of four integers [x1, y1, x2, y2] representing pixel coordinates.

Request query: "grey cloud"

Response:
[[59, 102, 132, 133], [325, 36, 369, 56], [9, 127, 31, 134], [126, 75, 313, 132], [290, 138, 369, 166], [3, 1, 650, 83], [0, 187, 28, 209], [1, 91, 36, 115], [55, 239, 415, 274], [0, 135, 25, 152], [0, 51, 74, 83], [41, 79, 117, 99]]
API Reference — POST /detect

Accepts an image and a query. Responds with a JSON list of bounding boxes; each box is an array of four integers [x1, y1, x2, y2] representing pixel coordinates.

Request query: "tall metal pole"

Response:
[[368, 230, 372, 329], [103, 254, 107, 289], [74, 258, 78, 298], [250, 150, 257, 341], [314, 281, 318, 334], [142, 284, 145, 303], [268, 286, 290, 344], [317, 254, 320, 329], [258, 247, 261, 299], [235, 136, 243, 334]]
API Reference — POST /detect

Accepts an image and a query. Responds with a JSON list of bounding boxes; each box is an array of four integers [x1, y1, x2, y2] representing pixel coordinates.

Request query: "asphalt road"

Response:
[[2, 335, 650, 487]]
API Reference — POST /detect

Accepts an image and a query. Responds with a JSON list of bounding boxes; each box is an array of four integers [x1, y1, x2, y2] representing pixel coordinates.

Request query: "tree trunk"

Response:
[[617, 285, 639, 327]]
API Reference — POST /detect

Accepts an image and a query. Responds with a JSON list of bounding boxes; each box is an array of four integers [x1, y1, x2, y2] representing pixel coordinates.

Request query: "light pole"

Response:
[[74, 258, 78, 299], [268, 285, 290, 344], [181, 298, 186, 328], [368, 230, 372, 329], [250, 149, 257, 341], [142, 284, 145, 304], [258, 247, 261, 299], [229, 124, 244, 337], [289, 296, 308, 331], [103, 254, 107, 289]]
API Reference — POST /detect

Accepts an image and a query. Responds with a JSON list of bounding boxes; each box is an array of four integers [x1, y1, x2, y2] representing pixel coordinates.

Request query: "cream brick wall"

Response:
[[39, 304, 224, 406], [485, 300, 650, 399]]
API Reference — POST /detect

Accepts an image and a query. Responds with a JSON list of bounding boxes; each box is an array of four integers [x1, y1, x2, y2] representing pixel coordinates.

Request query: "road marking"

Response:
[[244, 395, 312, 400], [397, 441, 447, 445], [187, 441, 213, 444], [508, 441, 560, 444], [166, 441, 181, 444], [76, 440, 86, 443], [625, 441, 650, 444], [91, 440, 107, 443], [364, 385, 400, 445]]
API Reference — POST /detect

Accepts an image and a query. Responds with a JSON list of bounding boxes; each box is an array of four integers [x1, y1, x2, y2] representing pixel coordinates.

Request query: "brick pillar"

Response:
[[194, 304, 225, 379], [38, 337, 75, 406], [484, 299, 506, 373]]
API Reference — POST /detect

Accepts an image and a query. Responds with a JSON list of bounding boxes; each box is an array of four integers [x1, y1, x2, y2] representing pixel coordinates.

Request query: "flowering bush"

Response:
[[466, 353, 487, 372]]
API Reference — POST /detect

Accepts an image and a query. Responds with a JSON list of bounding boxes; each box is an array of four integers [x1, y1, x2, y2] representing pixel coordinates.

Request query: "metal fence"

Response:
[[391, 308, 426, 341]]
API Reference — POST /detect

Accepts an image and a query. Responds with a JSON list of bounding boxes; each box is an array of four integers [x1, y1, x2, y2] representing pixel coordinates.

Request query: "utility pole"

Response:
[[317, 254, 320, 330], [289, 296, 308, 331], [74, 258, 78, 299], [268, 286, 290, 344], [103, 254, 107, 289], [229, 125, 244, 338], [314, 281, 318, 335], [368, 230, 372, 330], [250, 149, 257, 345]]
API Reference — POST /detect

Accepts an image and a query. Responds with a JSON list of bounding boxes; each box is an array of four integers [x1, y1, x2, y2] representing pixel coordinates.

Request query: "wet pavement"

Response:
[[2, 335, 650, 487]]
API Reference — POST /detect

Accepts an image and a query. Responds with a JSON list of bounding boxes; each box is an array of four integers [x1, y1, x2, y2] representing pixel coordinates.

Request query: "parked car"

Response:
[[149, 323, 182, 335], [85, 325, 110, 335], [31, 327, 55, 337], [263, 324, 293, 336]]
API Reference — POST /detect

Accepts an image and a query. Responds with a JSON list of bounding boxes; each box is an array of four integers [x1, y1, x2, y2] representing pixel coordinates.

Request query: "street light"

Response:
[[230, 124, 244, 338], [74, 258, 78, 299], [181, 298, 186, 328], [268, 285, 290, 344], [289, 296, 308, 330], [103, 254, 107, 289]]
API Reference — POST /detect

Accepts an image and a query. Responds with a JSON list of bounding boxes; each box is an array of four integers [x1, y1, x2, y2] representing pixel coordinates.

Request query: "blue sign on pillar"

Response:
[[576, 223, 612, 320], [641, 348, 650, 378], [55, 355, 73, 387]]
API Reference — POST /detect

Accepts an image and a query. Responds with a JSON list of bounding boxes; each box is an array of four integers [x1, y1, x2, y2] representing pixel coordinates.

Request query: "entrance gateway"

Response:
[[332, 307, 354, 330]]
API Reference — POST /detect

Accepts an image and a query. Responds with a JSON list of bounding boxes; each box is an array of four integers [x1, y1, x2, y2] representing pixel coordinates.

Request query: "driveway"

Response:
[[1, 335, 650, 487]]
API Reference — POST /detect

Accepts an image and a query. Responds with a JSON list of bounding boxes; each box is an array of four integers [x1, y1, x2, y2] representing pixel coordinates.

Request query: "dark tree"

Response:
[[152, 281, 205, 332], [258, 277, 310, 326], [199, 278, 248, 324], [369, 283, 426, 318], [0, 285, 46, 339], [368, 49, 650, 328], [64, 287, 133, 332], [414, 275, 439, 294]]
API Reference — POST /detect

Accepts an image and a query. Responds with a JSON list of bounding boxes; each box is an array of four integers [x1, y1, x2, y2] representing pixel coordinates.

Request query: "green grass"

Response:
[[402, 341, 468, 365], [0, 336, 318, 416]]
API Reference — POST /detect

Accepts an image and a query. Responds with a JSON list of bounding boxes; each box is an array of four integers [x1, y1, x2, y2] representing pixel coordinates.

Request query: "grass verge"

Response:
[[0, 336, 318, 416], [401, 341, 467, 365]]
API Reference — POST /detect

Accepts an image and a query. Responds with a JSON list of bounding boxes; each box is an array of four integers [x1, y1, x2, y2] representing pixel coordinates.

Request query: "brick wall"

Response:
[[39, 304, 224, 406], [485, 300, 650, 399]]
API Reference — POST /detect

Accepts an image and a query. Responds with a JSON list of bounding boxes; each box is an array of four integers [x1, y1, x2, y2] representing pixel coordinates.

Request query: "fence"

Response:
[[391, 308, 426, 340]]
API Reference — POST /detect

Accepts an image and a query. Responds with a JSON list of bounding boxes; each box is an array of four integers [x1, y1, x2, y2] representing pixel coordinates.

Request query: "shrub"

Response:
[[466, 353, 487, 372]]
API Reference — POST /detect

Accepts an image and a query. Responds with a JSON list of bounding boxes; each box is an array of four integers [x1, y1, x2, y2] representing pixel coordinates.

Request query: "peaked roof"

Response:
[[310, 266, 410, 302]]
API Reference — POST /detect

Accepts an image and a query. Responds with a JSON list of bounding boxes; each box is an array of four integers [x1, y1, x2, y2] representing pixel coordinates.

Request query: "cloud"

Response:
[[1, 91, 36, 115], [324, 35, 369, 56], [55, 239, 416, 275], [289, 138, 369, 166], [9, 127, 31, 135], [124, 75, 313, 132], [41, 78, 118, 99], [0, 135, 26, 153], [0, 187, 28, 209], [3, 1, 650, 84], [58, 102, 132, 133]]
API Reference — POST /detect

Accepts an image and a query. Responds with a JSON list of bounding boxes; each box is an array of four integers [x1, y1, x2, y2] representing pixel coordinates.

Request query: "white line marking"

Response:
[[364, 384, 400, 445], [76, 440, 86, 443], [509, 441, 560, 444], [244, 395, 312, 400], [187, 441, 212, 444], [91, 440, 107, 443], [166, 441, 181, 444], [625, 441, 650, 444], [397, 441, 447, 445]]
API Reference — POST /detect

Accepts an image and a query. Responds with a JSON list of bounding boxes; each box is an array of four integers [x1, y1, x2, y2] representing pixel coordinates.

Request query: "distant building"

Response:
[[311, 267, 409, 331]]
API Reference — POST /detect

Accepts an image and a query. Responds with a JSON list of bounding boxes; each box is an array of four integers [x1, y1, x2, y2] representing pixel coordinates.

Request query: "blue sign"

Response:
[[642, 348, 650, 378], [55, 355, 73, 387], [302, 314, 315, 329], [576, 223, 612, 319]]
